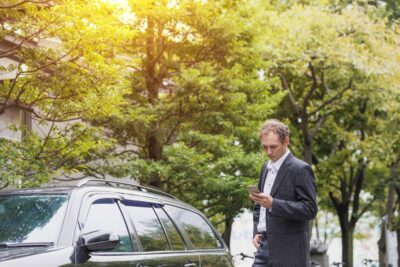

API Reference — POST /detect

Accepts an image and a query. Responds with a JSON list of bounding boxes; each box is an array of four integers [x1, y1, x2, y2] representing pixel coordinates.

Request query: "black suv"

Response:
[[0, 178, 234, 267]]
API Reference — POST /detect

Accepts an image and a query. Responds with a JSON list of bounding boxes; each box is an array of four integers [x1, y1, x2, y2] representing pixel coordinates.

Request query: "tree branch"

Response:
[[328, 180, 341, 190], [309, 114, 327, 140], [34, 119, 56, 159], [278, 73, 301, 116], [303, 62, 318, 111], [352, 165, 366, 223], [308, 79, 352, 117], [329, 191, 341, 211], [21, 45, 80, 74], [164, 119, 183, 146], [340, 177, 349, 204], [0, 20, 57, 58], [0, 0, 52, 9], [351, 197, 374, 227], [0, 62, 23, 114]]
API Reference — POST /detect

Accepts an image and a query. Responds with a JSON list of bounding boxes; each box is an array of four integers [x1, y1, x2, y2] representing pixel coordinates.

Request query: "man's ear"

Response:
[[284, 136, 289, 146]]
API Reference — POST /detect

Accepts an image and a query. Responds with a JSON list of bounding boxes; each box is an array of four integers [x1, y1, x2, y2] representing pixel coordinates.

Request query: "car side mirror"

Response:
[[81, 230, 120, 252]]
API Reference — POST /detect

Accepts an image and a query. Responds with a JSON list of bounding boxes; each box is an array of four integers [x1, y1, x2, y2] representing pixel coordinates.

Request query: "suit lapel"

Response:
[[270, 153, 292, 197], [259, 162, 268, 191]]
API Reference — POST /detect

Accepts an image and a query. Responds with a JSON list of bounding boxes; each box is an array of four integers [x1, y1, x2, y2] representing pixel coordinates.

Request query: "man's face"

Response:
[[260, 131, 289, 162]]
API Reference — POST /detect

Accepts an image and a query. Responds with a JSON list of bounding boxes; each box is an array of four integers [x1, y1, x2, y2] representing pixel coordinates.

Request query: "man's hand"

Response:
[[252, 234, 262, 249], [250, 192, 273, 209]]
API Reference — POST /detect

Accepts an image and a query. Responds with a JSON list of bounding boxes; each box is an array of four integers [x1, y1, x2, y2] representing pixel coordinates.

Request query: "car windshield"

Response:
[[0, 194, 68, 245]]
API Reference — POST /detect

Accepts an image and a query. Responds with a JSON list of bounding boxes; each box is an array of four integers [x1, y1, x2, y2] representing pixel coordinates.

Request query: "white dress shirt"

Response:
[[257, 149, 290, 233]]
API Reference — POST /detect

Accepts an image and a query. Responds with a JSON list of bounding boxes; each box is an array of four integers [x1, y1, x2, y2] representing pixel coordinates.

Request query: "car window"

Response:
[[0, 194, 68, 245], [83, 198, 134, 252], [121, 200, 169, 251], [164, 205, 222, 249], [153, 204, 186, 250]]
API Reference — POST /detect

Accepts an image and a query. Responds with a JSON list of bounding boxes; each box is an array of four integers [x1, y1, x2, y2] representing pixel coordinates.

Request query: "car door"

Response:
[[163, 205, 234, 267], [120, 198, 200, 267], [75, 195, 140, 266]]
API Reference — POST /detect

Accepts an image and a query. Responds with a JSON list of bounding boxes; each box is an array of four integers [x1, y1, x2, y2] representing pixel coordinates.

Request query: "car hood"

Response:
[[0, 246, 49, 261]]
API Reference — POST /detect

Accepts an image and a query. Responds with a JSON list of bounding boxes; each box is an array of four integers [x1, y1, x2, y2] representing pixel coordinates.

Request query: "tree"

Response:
[[257, 3, 400, 266], [377, 83, 400, 266], [0, 0, 132, 186], [0, 123, 114, 187], [1, 0, 130, 121], [90, 0, 283, 246], [316, 91, 392, 267], [355, 0, 400, 22]]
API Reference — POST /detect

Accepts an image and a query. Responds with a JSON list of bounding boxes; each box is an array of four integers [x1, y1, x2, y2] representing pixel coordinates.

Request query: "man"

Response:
[[250, 119, 317, 267]]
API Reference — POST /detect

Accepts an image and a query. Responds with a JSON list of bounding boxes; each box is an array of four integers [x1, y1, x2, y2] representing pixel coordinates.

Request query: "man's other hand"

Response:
[[250, 192, 273, 209], [252, 234, 262, 249]]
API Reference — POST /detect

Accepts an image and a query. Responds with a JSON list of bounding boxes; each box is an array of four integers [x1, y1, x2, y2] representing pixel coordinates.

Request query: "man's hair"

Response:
[[259, 119, 290, 143]]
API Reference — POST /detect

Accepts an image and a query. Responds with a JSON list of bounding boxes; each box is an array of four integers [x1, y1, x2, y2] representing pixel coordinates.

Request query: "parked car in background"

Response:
[[0, 178, 234, 267]]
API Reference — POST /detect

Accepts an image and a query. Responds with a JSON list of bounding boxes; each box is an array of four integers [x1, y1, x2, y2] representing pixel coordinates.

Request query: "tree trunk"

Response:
[[390, 164, 400, 267], [380, 182, 396, 265], [379, 165, 399, 266], [339, 211, 353, 267], [303, 138, 313, 166], [145, 15, 162, 188], [341, 224, 354, 267], [330, 187, 354, 267], [21, 110, 32, 140], [300, 119, 314, 242], [222, 217, 233, 248], [348, 229, 354, 267], [378, 225, 386, 267], [397, 229, 400, 267], [147, 131, 162, 188], [300, 117, 313, 166]]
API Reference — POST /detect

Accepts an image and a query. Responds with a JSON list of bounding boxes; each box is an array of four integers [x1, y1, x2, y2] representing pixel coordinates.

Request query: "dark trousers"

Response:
[[252, 234, 272, 267]]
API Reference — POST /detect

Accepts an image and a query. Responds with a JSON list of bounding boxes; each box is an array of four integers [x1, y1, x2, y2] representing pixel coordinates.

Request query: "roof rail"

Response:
[[75, 178, 178, 200]]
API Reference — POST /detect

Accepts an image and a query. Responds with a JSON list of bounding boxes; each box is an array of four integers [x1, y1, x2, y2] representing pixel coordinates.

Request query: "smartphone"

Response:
[[247, 185, 260, 194]]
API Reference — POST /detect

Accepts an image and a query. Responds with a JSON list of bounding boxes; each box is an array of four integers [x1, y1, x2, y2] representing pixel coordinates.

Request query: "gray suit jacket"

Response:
[[253, 153, 317, 267]]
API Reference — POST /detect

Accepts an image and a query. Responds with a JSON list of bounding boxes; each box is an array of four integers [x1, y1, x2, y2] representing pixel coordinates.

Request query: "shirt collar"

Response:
[[267, 149, 290, 172]]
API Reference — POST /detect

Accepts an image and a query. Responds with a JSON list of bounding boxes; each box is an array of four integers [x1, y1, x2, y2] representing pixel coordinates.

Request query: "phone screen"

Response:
[[247, 185, 260, 194]]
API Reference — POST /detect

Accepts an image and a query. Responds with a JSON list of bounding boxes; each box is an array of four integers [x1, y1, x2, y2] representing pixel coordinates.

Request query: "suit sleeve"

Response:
[[253, 202, 260, 237], [271, 164, 317, 221], [253, 162, 266, 236]]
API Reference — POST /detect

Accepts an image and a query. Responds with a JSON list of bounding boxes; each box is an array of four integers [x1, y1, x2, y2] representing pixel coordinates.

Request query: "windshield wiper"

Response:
[[0, 242, 54, 248]]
